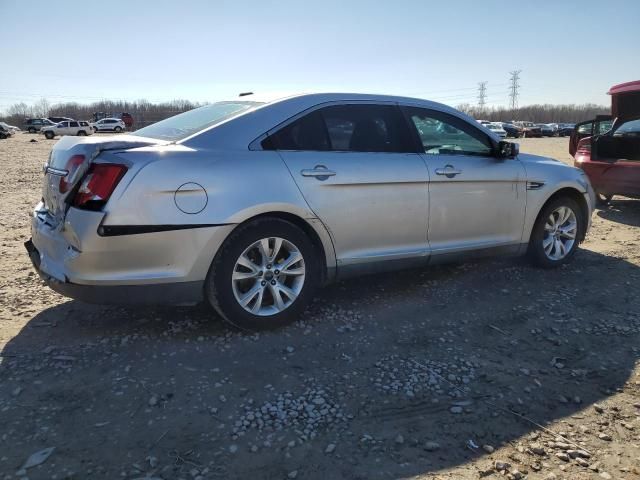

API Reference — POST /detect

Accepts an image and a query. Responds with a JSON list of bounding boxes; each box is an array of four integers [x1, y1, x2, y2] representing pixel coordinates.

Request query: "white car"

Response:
[[91, 118, 126, 133], [487, 122, 507, 138], [41, 121, 94, 139]]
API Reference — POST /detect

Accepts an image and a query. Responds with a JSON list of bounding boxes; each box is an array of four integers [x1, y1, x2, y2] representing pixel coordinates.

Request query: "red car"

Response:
[[571, 80, 640, 203]]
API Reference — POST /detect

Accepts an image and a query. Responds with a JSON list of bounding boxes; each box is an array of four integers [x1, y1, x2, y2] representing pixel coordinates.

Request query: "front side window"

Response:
[[596, 120, 613, 135], [266, 104, 414, 153], [405, 107, 493, 156]]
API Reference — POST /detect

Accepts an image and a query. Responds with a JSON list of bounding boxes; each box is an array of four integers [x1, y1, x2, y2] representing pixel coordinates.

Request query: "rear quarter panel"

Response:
[[101, 146, 336, 280]]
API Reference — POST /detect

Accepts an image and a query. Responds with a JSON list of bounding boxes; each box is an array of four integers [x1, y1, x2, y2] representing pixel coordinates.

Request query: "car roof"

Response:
[[608, 80, 640, 95], [180, 92, 500, 148]]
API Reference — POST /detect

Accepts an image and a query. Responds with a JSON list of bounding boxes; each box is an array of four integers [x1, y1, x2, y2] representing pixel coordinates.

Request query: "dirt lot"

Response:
[[1, 134, 639, 480]]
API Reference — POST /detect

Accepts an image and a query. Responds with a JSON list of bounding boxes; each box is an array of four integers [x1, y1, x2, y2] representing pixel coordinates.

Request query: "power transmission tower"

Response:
[[477, 81, 487, 110], [508, 70, 522, 110]]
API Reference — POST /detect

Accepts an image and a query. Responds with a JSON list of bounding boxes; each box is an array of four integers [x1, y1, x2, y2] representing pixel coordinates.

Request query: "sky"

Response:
[[1, 0, 639, 112]]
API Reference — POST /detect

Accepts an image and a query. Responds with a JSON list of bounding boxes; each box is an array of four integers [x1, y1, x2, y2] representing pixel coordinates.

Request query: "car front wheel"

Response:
[[528, 196, 583, 268], [205, 218, 320, 330], [114, 126, 122, 132], [44, 131, 54, 140]]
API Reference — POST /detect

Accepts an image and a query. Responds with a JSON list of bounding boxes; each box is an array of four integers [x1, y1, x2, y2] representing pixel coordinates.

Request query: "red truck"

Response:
[[571, 80, 640, 203]]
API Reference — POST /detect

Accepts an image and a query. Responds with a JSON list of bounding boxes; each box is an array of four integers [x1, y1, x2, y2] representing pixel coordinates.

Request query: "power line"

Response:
[[477, 81, 487, 109], [508, 70, 522, 110]]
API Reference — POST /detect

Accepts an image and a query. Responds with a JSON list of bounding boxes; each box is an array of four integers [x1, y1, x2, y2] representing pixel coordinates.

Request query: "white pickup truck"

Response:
[[41, 121, 94, 139]]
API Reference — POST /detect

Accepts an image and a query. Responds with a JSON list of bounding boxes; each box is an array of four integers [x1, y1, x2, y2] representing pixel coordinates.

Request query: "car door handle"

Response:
[[300, 165, 336, 179], [434, 165, 462, 178]]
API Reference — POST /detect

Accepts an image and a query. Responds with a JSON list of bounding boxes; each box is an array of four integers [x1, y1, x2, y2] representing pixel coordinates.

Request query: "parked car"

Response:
[[573, 80, 640, 203], [48, 116, 74, 124], [91, 118, 126, 132], [93, 112, 134, 129], [501, 123, 523, 138], [540, 124, 559, 137], [0, 122, 14, 139], [486, 122, 507, 138], [24, 118, 56, 133], [557, 123, 575, 137], [513, 121, 542, 138], [26, 93, 594, 330], [41, 120, 94, 139]]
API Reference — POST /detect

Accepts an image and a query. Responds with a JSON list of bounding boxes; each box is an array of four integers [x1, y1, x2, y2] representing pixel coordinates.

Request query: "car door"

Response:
[[570, 116, 613, 156], [591, 118, 640, 195], [56, 121, 69, 135], [265, 102, 430, 268], [402, 106, 526, 254], [69, 121, 79, 134]]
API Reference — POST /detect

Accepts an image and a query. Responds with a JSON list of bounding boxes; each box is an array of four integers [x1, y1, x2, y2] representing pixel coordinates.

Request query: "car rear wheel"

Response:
[[528, 196, 583, 268], [77, 130, 86, 136], [114, 126, 122, 132], [28, 127, 36, 134], [44, 131, 54, 140], [205, 218, 320, 331]]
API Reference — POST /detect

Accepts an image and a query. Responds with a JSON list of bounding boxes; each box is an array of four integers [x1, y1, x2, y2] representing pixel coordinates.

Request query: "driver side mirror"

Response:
[[497, 140, 519, 158]]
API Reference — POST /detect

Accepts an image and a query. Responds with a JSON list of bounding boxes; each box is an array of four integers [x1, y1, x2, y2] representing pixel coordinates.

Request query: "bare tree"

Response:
[[33, 98, 51, 118]]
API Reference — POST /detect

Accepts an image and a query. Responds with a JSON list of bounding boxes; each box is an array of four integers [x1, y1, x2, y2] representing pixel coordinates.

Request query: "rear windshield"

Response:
[[131, 101, 264, 141]]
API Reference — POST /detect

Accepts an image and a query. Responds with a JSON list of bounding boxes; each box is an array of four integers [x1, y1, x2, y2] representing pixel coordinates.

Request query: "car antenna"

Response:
[[239, 92, 254, 97]]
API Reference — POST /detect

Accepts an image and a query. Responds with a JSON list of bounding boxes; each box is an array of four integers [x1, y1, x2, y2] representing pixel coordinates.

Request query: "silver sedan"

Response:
[[26, 93, 595, 329]]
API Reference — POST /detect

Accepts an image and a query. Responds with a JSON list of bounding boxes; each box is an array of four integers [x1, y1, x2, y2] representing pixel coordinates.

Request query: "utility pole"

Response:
[[508, 70, 522, 110], [477, 81, 487, 110]]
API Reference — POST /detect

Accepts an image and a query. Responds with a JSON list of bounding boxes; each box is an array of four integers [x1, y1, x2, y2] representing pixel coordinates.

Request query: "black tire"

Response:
[[77, 130, 86, 136], [93, 127, 98, 133], [114, 126, 122, 133], [44, 131, 54, 140], [205, 218, 320, 331], [528, 196, 584, 268], [28, 127, 36, 134]]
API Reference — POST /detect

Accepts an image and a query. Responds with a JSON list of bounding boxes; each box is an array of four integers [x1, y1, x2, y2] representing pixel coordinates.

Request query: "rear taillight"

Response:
[[72, 164, 127, 210], [576, 142, 591, 155], [59, 155, 85, 193]]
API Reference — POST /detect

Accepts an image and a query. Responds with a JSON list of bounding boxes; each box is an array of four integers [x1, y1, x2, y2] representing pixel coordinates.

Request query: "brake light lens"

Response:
[[72, 164, 127, 210], [59, 154, 85, 193]]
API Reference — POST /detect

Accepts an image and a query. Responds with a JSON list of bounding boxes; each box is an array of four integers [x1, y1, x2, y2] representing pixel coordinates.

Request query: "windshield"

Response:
[[131, 101, 264, 141]]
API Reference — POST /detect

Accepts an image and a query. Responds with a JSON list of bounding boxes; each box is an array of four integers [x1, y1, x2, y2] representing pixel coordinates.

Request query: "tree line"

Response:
[[1, 98, 610, 129], [457, 103, 609, 124], [0, 99, 203, 129]]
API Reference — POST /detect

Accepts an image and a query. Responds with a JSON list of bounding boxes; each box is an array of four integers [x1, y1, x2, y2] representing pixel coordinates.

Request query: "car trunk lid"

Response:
[[41, 135, 163, 228]]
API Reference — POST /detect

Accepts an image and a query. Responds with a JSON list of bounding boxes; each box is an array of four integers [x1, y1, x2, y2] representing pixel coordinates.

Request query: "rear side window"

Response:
[[70, 121, 79, 127], [265, 104, 415, 153]]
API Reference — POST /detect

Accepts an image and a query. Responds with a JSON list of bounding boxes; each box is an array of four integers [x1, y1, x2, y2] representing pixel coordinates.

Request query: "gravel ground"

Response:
[[1, 134, 639, 480]]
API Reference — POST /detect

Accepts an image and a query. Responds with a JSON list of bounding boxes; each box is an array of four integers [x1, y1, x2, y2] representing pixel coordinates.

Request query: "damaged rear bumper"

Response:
[[24, 238, 204, 305]]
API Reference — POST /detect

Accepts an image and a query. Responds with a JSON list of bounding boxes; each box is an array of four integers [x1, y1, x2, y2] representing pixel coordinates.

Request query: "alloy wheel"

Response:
[[543, 206, 577, 260], [231, 237, 306, 316]]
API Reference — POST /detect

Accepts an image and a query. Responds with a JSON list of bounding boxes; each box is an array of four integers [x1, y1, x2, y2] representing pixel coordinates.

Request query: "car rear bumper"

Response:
[[27, 203, 235, 305], [25, 238, 204, 305]]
